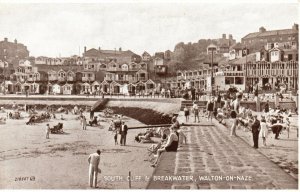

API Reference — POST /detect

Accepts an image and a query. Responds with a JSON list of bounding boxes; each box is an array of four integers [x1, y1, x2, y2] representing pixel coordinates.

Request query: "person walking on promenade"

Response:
[[120, 122, 128, 146], [264, 100, 270, 113], [82, 116, 87, 130], [251, 114, 260, 148], [230, 93, 242, 136], [192, 101, 200, 123], [46, 124, 50, 139], [260, 116, 268, 146], [206, 97, 214, 122], [183, 105, 190, 122], [191, 87, 196, 101], [90, 110, 94, 120], [88, 149, 101, 188]]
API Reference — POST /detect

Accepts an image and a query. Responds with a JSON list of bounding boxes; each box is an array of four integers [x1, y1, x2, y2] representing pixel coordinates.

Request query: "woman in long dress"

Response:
[[230, 92, 242, 136], [260, 117, 268, 146]]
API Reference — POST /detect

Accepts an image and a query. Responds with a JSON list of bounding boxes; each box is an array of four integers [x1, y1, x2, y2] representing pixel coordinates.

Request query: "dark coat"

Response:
[[251, 119, 260, 133], [119, 124, 128, 135]]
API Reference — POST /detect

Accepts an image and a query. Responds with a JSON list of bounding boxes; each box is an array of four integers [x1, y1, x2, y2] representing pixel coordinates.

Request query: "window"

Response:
[[235, 77, 244, 84], [225, 77, 234, 85]]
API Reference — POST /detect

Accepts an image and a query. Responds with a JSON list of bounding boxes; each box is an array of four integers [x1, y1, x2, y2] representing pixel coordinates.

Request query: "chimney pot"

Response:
[[84, 46, 87, 53], [259, 27, 266, 32], [119, 47, 122, 51], [222, 34, 226, 39], [4, 38, 8, 42]]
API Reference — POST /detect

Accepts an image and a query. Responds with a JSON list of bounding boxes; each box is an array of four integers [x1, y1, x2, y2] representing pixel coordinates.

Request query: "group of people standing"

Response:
[[111, 115, 128, 146]]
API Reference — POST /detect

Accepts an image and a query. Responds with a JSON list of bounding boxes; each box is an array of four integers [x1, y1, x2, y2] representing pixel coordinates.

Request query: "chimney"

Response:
[[119, 47, 122, 51], [84, 46, 87, 53], [14, 39, 17, 44], [98, 46, 101, 51], [4, 37, 8, 42], [259, 27, 266, 33], [229, 34, 233, 40], [222, 34, 226, 39], [292, 23, 299, 31]]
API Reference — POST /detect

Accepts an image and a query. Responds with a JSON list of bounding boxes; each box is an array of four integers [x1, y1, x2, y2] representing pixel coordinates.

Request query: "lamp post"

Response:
[[3, 52, 7, 95], [207, 45, 217, 96]]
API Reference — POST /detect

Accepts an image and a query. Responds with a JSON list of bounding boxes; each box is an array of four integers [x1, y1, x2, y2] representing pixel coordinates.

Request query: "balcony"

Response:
[[67, 77, 75, 81], [82, 77, 95, 82], [138, 77, 146, 81]]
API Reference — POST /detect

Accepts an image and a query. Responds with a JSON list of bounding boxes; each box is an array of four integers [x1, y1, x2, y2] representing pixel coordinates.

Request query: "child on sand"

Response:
[[46, 124, 50, 139], [183, 105, 190, 122]]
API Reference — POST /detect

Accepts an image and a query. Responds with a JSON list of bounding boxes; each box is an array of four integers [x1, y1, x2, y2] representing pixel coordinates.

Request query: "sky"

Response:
[[0, 0, 298, 57]]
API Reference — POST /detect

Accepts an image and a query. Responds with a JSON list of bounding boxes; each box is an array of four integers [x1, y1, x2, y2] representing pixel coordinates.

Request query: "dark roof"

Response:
[[84, 48, 136, 58], [35, 64, 84, 73], [242, 28, 298, 39], [219, 53, 256, 67], [230, 43, 243, 50]]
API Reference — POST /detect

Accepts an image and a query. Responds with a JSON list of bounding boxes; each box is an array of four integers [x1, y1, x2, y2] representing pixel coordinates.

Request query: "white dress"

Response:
[[260, 122, 268, 138]]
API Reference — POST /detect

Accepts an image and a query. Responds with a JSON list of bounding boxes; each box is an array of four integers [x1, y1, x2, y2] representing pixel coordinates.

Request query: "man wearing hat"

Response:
[[251, 114, 260, 148]]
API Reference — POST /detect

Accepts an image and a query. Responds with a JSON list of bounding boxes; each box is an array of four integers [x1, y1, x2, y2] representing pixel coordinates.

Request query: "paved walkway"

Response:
[[147, 114, 298, 189]]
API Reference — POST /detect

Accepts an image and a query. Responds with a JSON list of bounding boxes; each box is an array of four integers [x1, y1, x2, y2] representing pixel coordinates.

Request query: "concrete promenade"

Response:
[[147, 113, 298, 189]]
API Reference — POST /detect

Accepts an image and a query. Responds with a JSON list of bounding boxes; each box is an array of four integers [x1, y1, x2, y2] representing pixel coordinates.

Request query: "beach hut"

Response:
[[110, 81, 121, 94], [81, 82, 91, 94], [30, 82, 40, 94], [0, 81, 14, 94], [91, 81, 101, 93], [22, 82, 31, 93], [135, 81, 146, 94], [47, 82, 53, 95], [100, 80, 110, 93], [145, 79, 156, 93], [14, 81, 22, 94], [52, 83, 62, 95], [120, 83, 129, 95], [127, 83, 136, 95], [62, 83, 73, 95]]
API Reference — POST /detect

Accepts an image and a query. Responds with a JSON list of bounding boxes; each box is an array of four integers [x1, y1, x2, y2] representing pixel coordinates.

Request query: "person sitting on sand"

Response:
[[74, 105, 79, 115], [26, 115, 36, 125], [138, 130, 154, 142], [57, 106, 65, 113], [151, 127, 179, 167], [148, 128, 169, 154], [0, 117, 6, 124], [171, 115, 180, 129], [216, 108, 226, 124], [269, 120, 285, 140], [89, 116, 98, 126]]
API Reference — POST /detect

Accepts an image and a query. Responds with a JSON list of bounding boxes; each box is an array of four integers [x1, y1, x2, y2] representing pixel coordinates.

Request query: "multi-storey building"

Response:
[[0, 38, 29, 66], [242, 24, 298, 53]]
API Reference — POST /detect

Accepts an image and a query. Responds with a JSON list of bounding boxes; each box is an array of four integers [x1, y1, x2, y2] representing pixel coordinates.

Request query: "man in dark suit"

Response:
[[251, 115, 260, 148], [120, 122, 128, 146]]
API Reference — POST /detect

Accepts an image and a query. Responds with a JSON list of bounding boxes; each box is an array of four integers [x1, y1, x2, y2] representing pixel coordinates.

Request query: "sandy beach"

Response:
[[0, 110, 155, 189]]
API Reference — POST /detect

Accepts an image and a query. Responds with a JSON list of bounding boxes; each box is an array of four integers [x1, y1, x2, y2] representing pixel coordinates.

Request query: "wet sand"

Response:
[[0, 110, 155, 189]]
